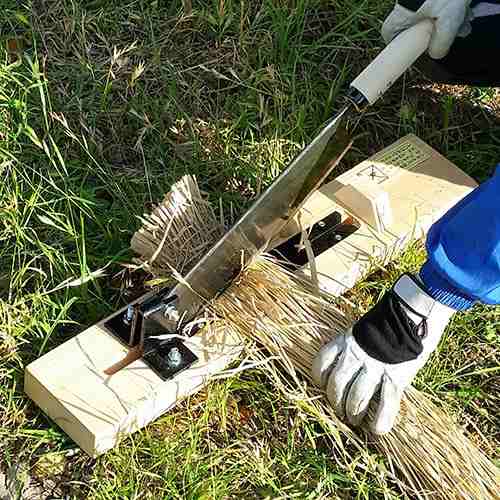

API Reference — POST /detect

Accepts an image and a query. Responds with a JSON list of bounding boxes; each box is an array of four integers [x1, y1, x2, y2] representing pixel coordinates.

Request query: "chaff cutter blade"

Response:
[[163, 109, 352, 327]]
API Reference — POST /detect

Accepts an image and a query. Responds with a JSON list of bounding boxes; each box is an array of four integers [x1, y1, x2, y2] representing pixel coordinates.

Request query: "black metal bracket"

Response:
[[271, 210, 359, 270], [103, 289, 198, 381]]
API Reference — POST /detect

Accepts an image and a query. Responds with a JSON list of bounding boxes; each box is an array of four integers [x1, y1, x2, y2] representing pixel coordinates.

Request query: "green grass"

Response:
[[0, 0, 499, 497]]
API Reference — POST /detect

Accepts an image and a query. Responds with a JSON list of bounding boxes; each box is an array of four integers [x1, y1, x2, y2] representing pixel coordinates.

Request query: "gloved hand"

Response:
[[381, 0, 473, 59], [312, 274, 455, 434]]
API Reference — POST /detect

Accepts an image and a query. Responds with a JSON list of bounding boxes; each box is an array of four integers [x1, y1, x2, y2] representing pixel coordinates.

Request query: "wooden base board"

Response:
[[24, 134, 477, 457], [272, 134, 477, 294]]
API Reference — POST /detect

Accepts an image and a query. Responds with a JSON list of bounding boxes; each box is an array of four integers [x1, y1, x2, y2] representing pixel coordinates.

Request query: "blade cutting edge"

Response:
[[160, 108, 352, 328]]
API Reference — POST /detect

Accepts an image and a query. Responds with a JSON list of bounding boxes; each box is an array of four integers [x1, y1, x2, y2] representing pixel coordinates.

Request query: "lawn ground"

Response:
[[0, 1, 499, 498]]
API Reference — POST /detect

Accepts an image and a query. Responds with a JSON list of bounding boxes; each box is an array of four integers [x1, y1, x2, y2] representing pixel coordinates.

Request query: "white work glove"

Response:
[[312, 274, 455, 434], [381, 0, 473, 59]]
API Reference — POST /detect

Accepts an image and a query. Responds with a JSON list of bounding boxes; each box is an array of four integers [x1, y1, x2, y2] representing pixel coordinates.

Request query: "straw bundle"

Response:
[[212, 258, 500, 499], [131, 175, 225, 276], [131, 176, 500, 499]]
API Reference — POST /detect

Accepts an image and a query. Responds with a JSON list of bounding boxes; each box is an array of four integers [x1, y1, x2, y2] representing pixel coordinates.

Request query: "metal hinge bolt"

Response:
[[167, 347, 182, 367], [123, 305, 134, 325]]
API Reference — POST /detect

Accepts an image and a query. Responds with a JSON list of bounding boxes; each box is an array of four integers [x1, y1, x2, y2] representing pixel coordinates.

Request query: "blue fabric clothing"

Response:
[[420, 165, 500, 310]]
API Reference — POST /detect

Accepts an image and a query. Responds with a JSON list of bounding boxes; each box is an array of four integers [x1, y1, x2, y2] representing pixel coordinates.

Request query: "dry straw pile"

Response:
[[131, 176, 500, 500]]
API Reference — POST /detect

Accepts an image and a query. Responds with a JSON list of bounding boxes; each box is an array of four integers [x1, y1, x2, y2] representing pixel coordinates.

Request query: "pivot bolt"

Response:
[[167, 347, 182, 367], [123, 305, 134, 325]]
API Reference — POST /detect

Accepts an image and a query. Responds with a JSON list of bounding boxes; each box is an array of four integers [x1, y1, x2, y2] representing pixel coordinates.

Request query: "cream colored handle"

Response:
[[350, 19, 434, 105]]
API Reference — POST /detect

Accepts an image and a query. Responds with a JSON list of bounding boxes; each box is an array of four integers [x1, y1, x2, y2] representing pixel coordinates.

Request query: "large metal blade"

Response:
[[164, 108, 352, 326]]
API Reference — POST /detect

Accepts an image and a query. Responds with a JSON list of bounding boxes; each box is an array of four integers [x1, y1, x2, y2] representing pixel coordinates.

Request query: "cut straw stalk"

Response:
[[131, 176, 500, 500]]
